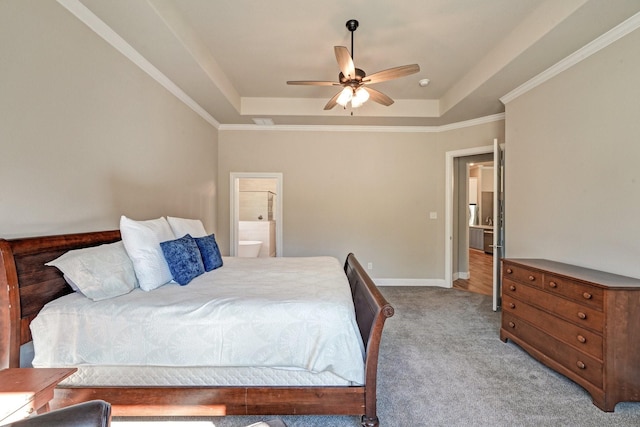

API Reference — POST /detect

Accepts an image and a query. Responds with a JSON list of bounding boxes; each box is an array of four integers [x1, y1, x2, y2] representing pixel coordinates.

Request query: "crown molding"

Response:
[[435, 113, 506, 132], [56, 0, 220, 129], [54, 1, 640, 131], [501, 10, 640, 105], [56, 0, 508, 133], [219, 113, 505, 133]]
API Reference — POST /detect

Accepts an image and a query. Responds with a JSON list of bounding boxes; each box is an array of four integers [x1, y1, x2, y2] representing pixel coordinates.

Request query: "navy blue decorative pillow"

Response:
[[160, 234, 205, 286], [195, 234, 223, 272]]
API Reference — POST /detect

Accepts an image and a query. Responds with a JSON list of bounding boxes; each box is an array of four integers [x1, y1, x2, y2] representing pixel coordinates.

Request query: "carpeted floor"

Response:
[[113, 287, 640, 426]]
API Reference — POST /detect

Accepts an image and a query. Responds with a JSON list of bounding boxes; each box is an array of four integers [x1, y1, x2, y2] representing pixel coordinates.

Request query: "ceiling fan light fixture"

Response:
[[354, 87, 369, 104], [336, 87, 353, 107], [351, 89, 367, 108]]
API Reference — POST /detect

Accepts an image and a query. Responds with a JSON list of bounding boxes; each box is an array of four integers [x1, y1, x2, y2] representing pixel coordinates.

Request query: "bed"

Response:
[[0, 229, 394, 427]]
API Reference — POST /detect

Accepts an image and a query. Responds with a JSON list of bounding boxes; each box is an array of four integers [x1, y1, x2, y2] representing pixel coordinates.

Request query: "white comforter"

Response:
[[31, 256, 366, 384]]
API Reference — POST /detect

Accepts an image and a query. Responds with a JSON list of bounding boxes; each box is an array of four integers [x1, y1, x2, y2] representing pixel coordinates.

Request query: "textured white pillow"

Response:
[[120, 215, 175, 291], [167, 216, 207, 238], [46, 241, 137, 301]]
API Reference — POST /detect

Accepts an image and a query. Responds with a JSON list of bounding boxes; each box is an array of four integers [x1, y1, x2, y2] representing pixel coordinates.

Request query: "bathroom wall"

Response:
[[237, 178, 278, 256], [238, 221, 276, 257], [239, 191, 274, 221]]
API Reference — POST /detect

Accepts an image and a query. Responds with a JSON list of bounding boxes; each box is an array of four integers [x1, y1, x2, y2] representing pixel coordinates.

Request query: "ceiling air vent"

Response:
[[252, 118, 274, 126]]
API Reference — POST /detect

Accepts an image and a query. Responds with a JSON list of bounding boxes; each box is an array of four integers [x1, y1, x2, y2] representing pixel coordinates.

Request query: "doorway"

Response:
[[445, 140, 504, 311], [230, 172, 283, 257], [454, 158, 494, 296]]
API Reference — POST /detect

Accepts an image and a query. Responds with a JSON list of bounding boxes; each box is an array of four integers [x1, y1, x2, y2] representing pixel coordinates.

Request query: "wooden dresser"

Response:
[[500, 258, 640, 411]]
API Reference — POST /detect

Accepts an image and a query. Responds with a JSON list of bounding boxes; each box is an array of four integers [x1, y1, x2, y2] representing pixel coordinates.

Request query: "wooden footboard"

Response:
[[344, 253, 395, 425], [0, 231, 393, 427]]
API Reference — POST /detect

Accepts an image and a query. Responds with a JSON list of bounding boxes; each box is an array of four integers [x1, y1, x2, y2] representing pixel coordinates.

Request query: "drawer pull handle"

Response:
[[509, 302, 515, 309], [528, 275, 535, 281], [583, 292, 592, 300], [549, 281, 558, 288], [508, 321, 516, 328], [577, 335, 587, 343], [506, 268, 513, 274], [576, 361, 586, 369], [577, 312, 587, 320], [509, 285, 516, 291]]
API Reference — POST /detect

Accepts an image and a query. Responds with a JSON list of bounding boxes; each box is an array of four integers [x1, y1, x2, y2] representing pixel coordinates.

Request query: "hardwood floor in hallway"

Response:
[[453, 249, 493, 296]]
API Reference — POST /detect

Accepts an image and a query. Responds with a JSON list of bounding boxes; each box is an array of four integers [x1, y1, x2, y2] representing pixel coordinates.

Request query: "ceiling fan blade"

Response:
[[364, 64, 420, 84], [287, 80, 338, 86], [324, 91, 342, 110], [334, 46, 356, 79], [364, 87, 394, 106]]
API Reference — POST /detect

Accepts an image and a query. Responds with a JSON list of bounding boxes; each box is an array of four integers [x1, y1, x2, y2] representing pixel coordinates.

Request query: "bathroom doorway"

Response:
[[230, 172, 283, 257]]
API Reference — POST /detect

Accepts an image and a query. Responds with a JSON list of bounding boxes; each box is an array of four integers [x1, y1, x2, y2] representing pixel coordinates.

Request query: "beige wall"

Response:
[[218, 121, 504, 279], [504, 27, 640, 278], [0, 0, 218, 238]]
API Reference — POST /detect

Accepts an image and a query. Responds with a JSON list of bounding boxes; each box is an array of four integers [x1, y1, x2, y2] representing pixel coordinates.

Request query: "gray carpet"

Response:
[[114, 287, 640, 426]]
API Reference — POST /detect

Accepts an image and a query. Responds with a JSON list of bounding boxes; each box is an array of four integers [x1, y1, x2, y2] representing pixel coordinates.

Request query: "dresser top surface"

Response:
[[502, 258, 640, 289]]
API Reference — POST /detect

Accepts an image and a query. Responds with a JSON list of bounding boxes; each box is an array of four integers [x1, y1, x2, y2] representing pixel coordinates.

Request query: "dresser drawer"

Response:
[[503, 279, 604, 333], [503, 294, 603, 360], [502, 312, 603, 388], [503, 263, 542, 288], [545, 273, 604, 310]]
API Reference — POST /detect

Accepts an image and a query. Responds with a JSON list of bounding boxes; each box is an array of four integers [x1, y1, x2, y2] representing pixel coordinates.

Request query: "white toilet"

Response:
[[238, 240, 262, 257]]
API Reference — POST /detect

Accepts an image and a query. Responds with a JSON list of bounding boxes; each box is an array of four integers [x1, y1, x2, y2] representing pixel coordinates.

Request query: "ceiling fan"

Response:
[[287, 19, 420, 110]]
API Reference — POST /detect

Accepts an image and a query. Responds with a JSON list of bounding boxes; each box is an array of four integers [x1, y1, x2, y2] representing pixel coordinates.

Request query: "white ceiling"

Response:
[[66, 0, 640, 127]]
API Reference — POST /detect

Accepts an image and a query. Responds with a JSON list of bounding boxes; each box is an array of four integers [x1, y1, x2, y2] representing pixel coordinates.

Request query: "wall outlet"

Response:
[[429, 212, 438, 219], [367, 262, 373, 270]]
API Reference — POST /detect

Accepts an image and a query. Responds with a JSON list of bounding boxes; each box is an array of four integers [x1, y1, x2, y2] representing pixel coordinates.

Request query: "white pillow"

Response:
[[120, 215, 175, 291], [46, 241, 137, 301], [63, 274, 81, 292], [167, 216, 207, 238]]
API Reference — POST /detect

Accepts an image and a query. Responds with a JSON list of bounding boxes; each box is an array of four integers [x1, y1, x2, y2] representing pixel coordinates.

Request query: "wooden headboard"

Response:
[[0, 230, 121, 368]]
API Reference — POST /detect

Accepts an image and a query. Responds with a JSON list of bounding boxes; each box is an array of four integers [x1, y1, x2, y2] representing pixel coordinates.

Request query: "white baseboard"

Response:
[[454, 272, 470, 280], [373, 278, 449, 288]]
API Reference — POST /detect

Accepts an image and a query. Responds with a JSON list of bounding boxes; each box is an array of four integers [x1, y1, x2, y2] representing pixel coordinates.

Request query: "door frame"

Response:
[[492, 138, 505, 311], [229, 172, 283, 257], [444, 144, 494, 289]]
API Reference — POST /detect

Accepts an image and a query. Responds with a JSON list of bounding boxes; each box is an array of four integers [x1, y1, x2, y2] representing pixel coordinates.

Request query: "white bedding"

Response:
[[31, 256, 365, 385]]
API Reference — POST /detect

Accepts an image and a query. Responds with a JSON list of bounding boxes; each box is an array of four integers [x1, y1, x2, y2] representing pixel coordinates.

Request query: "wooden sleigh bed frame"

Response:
[[0, 230, 394, 427]]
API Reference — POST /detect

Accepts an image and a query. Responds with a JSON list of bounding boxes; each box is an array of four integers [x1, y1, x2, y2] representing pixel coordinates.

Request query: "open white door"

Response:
[[492, 138, 505, 311]]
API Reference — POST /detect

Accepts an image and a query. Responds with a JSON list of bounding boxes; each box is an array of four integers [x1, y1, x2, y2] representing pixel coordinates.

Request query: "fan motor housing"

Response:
[[339, 68, 366, 85]]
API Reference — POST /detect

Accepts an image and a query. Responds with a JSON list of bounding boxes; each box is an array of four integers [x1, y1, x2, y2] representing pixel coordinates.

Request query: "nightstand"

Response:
[[0, 368, 77, 424]]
